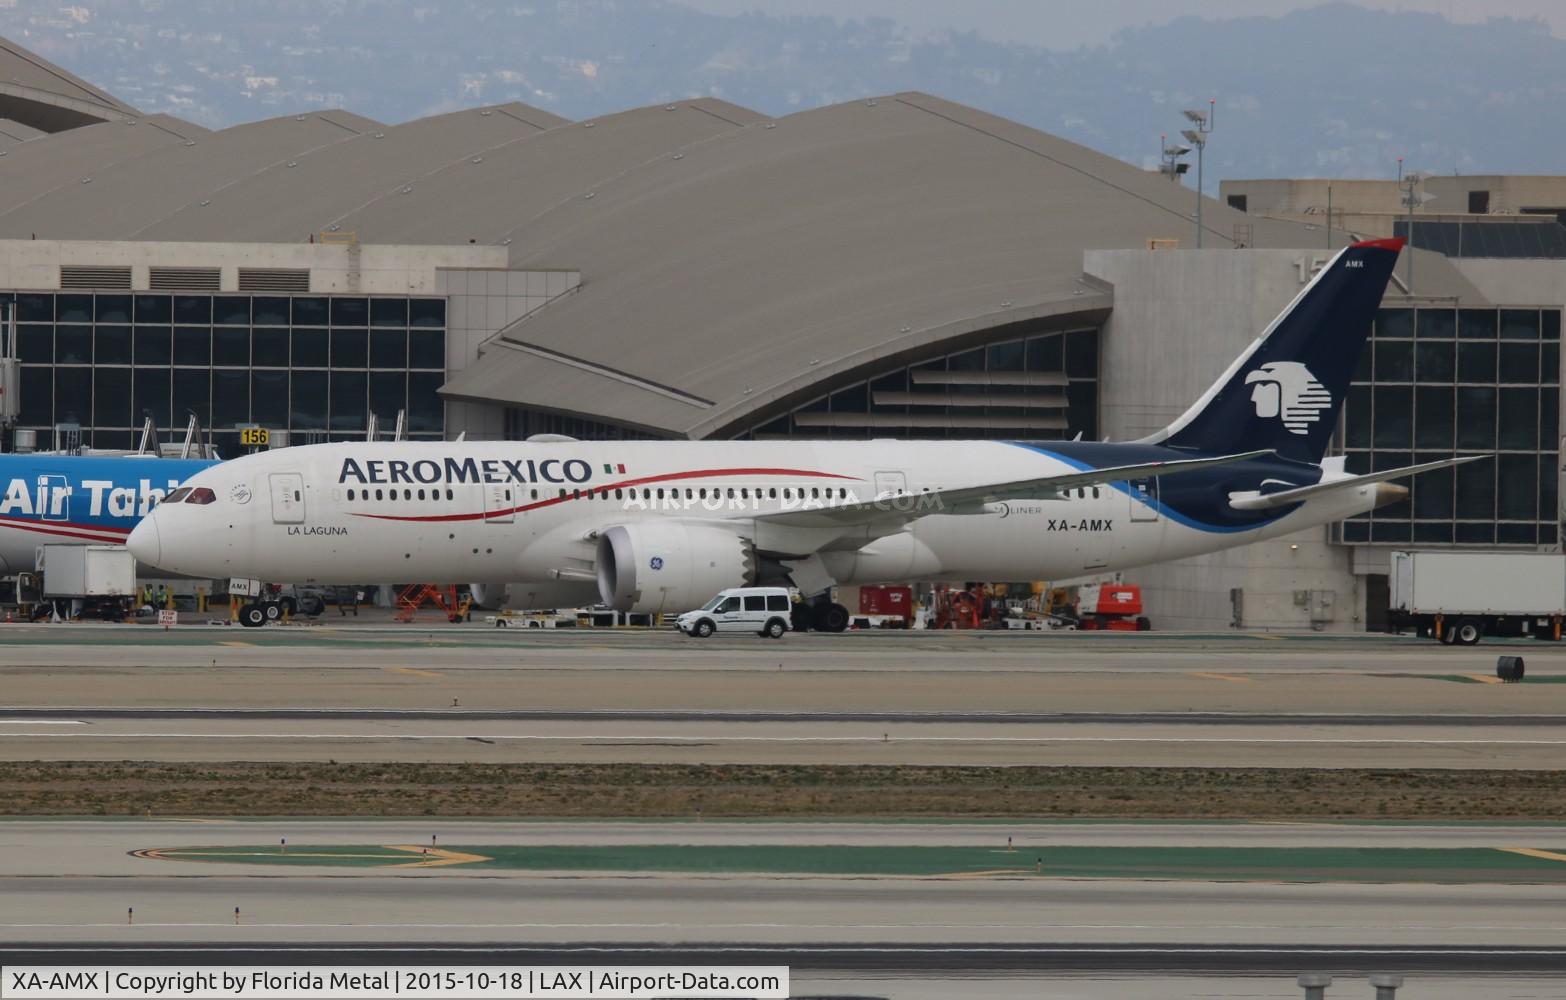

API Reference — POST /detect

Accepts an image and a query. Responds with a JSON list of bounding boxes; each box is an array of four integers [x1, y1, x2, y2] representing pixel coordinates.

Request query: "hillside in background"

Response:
[[3, 0, 1562, 179]]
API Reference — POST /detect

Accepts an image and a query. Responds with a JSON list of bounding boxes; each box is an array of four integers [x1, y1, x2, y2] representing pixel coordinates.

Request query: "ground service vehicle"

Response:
[[677, 587, 793, 638], [1390, 550, 1565, 645], [133, 239, 1487, 629]]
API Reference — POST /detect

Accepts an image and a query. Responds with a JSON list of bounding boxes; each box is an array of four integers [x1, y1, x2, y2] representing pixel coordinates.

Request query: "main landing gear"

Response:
[[791, 600, 850, 633]]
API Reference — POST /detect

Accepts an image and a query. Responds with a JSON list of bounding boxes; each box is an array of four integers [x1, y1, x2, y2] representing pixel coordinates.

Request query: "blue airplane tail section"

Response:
[[1147, 237, 1404, 464]]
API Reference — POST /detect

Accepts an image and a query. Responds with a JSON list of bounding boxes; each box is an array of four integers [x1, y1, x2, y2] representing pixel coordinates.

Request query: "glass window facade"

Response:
[[1339, 306, 1561, 548], [11, 292, 447, 455], [742, 324, 1100, 441]]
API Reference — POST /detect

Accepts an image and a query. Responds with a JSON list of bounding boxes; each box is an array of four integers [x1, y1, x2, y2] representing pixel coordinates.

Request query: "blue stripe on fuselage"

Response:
[[1004, 441, 1323, 534]]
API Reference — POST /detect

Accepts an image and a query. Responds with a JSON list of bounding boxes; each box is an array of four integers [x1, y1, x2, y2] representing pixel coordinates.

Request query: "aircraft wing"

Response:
[[754, 449, 1271, 529], [1227, 455, 1488, 511]]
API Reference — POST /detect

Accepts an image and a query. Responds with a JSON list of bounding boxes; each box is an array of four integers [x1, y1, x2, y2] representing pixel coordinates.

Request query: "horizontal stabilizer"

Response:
[[1227, 455, 1489, 511]]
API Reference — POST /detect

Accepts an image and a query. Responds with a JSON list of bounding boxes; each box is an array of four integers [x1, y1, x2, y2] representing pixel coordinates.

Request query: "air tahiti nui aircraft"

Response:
[[130, 237, 1479, 630], [0, 453, 216, 575]]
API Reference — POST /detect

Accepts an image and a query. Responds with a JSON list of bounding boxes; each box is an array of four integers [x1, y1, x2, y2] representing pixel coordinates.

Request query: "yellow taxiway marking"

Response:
[[1190, 672, 1251, 683], [218, 641, 256, 648], [1500, 847, 1566, 863], [385, 845, 492, 868], [134, 846, 489, 868], [384, 666, 446, 679], [139, 849, 407, 861], [1467, 674, 1505, 685]]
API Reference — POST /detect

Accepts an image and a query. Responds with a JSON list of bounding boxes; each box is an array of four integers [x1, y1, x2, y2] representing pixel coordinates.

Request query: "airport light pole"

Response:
[[1180, 99, 1215, 247], [1158, 133, 1191, 183], [1399, 171, 1433, 293]]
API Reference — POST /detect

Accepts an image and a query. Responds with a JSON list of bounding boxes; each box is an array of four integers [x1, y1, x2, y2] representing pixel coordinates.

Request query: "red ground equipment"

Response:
[[393, 584, 473, 623], [858, 585, 914, 627], [932, 584, 984, 630], [1077, 583, 1151, 631]]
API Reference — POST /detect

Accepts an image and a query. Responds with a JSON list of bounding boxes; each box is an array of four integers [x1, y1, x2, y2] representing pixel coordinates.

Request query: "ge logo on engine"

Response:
[[649, 556, 664, 570]]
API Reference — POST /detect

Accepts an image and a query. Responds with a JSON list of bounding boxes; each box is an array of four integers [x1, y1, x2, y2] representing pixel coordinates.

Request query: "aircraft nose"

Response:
[[127, 515, 161, 568]]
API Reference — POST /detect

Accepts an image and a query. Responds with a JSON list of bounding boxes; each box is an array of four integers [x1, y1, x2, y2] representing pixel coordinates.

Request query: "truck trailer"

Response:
[[1389, 550, 1564, 645]]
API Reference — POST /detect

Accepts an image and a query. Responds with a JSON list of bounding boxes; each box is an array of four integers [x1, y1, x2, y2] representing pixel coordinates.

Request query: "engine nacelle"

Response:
[[596, 522, 755, 614], [467, 583, 505, 610]]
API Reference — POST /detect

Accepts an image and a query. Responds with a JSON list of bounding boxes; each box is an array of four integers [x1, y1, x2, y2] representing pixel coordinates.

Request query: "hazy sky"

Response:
[[679, 0, 1564, 48]]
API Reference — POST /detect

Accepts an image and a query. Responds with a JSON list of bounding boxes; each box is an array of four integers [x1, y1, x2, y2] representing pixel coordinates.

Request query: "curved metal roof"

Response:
[[0, 110, 379, 240], [442, 92, 1315, 438], [0, 117, 42, 148], [136, 102, 568, 242], [0, 114, 208, 221], [330, 99, 767, 247], [0, 35, 138, 132]]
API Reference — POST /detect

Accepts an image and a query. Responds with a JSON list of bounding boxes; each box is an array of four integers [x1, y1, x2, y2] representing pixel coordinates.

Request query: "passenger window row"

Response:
[[347, 487, 457, 502], [560, 486, 857, 501]]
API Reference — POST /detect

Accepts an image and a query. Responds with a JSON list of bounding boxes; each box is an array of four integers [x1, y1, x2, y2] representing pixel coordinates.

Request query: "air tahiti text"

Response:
[[0, 478, 181, 518], [339, 457, 602, 486]]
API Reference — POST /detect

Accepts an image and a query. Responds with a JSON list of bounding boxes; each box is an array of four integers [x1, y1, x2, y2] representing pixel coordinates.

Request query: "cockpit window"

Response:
[[164, 487, 192, 504], [186, 487, 217, 505]]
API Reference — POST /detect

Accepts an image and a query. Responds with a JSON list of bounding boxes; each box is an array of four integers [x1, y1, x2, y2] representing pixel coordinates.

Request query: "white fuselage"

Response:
[[132, 440, 1381, 595]]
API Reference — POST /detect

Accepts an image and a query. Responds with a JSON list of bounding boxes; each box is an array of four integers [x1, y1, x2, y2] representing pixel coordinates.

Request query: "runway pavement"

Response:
[[3, 625, 1565, 767], [6, 630, 1566, 994], [6, 712, 1566, 766]]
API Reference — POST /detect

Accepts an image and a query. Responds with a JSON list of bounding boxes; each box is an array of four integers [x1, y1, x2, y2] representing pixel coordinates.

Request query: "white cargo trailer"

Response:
[[1389, 550, 1565, 645], [37, 544, 137, 597]]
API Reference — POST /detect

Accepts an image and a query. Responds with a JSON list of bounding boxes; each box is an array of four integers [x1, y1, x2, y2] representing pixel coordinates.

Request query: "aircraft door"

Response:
[[269, 473, 305, 524], [483, 483, 516, 523], [1128, 477, 1159, 522], [36, 474, 68, 522]]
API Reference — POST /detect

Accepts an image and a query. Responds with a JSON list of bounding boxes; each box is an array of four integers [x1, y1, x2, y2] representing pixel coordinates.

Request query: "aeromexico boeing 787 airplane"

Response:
[[130, 238, 1477, 627]]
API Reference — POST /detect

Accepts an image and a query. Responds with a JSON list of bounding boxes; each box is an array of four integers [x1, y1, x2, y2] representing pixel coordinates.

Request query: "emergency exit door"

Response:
[[483, 483, 516, 523], [269, 473, 305, 524], [873, 471, 907, 499]]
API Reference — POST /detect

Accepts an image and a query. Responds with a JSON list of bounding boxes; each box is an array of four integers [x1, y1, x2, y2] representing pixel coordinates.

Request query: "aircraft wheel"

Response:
[[262, 601, 283, 621], [818, 603, 850, 633], [239, 604, 268, 628]]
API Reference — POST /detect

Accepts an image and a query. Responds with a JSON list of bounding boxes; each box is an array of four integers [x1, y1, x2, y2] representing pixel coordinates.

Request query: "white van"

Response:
[[677, 587, 794, 639]]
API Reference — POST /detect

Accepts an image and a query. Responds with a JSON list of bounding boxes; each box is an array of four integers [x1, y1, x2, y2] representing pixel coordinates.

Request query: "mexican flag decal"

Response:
[[604, 463, 626, 474]]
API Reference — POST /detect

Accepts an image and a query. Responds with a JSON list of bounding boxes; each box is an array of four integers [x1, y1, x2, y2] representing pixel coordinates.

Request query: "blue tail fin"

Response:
[[1147, 238, 1404, 464]]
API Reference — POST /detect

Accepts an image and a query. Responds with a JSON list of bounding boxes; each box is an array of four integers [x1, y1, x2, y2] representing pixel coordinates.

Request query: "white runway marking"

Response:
[[0, 720, 85, 725]]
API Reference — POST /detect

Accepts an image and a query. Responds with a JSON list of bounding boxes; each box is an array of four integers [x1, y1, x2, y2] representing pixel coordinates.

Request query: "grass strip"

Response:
[[6, 762, 1566, 819], [143, 843, 1566, 883]]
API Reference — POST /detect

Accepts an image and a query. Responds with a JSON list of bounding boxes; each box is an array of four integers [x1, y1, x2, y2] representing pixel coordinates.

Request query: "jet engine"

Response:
[[596, 522, 756, 614], [467, 583, 505, 610]]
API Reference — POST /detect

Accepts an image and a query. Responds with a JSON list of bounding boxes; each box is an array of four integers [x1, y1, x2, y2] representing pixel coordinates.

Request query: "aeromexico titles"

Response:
[[129, 237, 1482, 627]]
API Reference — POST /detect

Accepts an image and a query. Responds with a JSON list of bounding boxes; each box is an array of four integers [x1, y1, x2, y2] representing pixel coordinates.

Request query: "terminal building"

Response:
[[0, 36, 1561, 631]]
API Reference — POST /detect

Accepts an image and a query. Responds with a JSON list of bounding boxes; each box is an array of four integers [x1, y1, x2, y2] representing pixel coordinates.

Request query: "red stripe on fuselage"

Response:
[[0, 520, 130, 544], [0, 513, 130, 536], [348, 467, 860, 524]]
